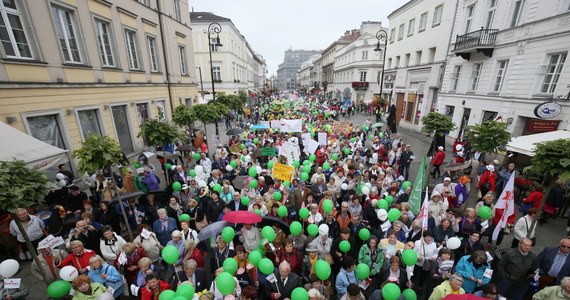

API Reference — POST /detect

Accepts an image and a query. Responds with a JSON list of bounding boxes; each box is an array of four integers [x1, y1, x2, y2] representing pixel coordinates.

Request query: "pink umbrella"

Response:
[[222, 210, 262, 224]]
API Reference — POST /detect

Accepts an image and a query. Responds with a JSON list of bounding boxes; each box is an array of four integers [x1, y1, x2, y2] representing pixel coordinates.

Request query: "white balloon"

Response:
[[365, 182, 372, 188], [341, 183, 349, 190], [58, 180, 67, 187], [225, 165, 233, 172], [372, 153, 378, 159], [318, 224, 329, 236], [446, 237, 462, 250], [171, 165, 177, 171], [59, 266, 79, 281], [197, 180, 207, 188], [256, 166, 262, 174], [362, 186, 370, 195], [56, 173, 65, 180], [195, 165, 204, 175], [370, 199, 378, 208], [376, 209, 388, 222], [0, 259, 19, 278], [455, 144, 463, 151]]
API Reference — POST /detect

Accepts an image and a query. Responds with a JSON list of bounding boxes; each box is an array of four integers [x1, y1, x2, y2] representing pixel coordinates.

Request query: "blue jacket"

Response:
[[152, 217, 178, 246], [455, 255, 491, 293], [537, 246, 570, 284], [88, 263, 123, 298], [335, 268, 358, 297]]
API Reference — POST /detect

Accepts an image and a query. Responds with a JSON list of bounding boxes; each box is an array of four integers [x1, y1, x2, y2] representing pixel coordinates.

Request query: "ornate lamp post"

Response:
[[207, 22, 223, 135], [374, 29, 388, 108]]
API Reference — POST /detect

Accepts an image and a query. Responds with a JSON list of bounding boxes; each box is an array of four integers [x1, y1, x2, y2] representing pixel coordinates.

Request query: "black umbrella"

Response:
[[226, 128, 244, 136], [260, 216, 290, 234], [197, 220, 230, 241]]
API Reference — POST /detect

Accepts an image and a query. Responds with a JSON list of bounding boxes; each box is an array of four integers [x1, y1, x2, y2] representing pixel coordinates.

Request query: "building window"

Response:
[[450, 65, 461, 91], [469, 63, 482, 91], [465, 4, 475, 33], [77, 109, 102, 139], [359, 71, 367, 82], [415, 50, 422, 65], [445, 105, 455, 117], [146, 36, 158, 72], [433, 4, 443, 26], [138, 0, 150, 6], [361, 50, 368, 60], [486, 0, 497, 29], [178, 45, 187, 75], [210, 37, 220, 52], [51, 5, 82, 63], [27, 114, 72, 173], [540, 53, 567, 94], [510, 0, 525, 27], [173, 0, 181, 21], [111, 105, 134, 154], [0, 0, 32, 59], [482, 111, 498, 122], [398, 24, 405, 40], [404, 53, 410, 67], [213, 66, 221, 81], [419, 12, 428, 32], [493, 60, 509, 92], [389, 28, 395, 43], [408, 18, 415, 36], [377, 71, 381, 83], [124, 29, 140, 70], [94, 19, 115, 67]]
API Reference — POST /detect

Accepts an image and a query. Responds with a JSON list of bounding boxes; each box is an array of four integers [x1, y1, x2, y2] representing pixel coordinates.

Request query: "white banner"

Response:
[[279, 143, 300, 165], [301, 133, 311, 144], [270, 120, 280, 129], [303, 139, 319, 155], [318, 132, 327, 146], [279, 119, 303, 133]]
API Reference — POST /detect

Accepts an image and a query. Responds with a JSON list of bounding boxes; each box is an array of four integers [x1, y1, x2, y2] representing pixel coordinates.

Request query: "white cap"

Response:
[[438, 146, 444, 151], [444, 177, 451, 182], [487, 165, 495, 172]]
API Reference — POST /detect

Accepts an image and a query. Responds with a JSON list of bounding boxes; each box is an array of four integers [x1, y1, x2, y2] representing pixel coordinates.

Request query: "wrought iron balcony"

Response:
[[452, 28, 498, 60]]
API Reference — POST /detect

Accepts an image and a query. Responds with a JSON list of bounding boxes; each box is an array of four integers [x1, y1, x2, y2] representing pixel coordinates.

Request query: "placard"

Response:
[[481, 220, 489, 229], [38, 234, 64, 249], [381, 221, 392, 232], [272, 163, 295, 182], [301, 133, 311, 143], [279, 119, 303, 133], [3, 278, 21, 289], [440, 260, 455, 270], [318, 132, 327, 146], [303, 140, 319, 155], [140, 228, 151, 239], [332, 121, 351, 133], [260, 147, 276, 156]]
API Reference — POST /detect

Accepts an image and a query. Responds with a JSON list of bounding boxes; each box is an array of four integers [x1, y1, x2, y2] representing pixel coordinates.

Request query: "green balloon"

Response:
[[339, 240, 351, 252], [290, 221, 302, 236], [478, 206, 492, 220], [159, 290, 176, 300], [267, 161, 274, 169], [193, 153, 201, 161], [388, 208, 401, 222], [215, 272, 235, 295], [176, 283, 195, 300], [248, 167, 257, 177], [274, 191, 283, 201], [254, 209, 262, 216], [179, 214, 190, 222], [223, 257, 238, 275], [385, 195, 394, 204], [249, 179, 258, 188], [382, 282, 402, 300], [262, 226, 276, 242], [253, 138, 259, 144], [309, 154, 316, 162], [315, 259, 331, 280], [310, 132, 315, 137], [230, 160, 238, 168], [293, 160, 300, 168], [351, 137, 356, 143], [134, 162, 142, 168], [248, 250, 262, 266], [188, 170, 196, 177], [359, 228, 371, 241], [322, 199, 333, 214], [402, 249, 418, 266], [241, 144, 246, 149], [402, 181, 412, 189], [241, 156, 246, 162], [47, 280, 72, 299], [303, 160, 311, 166], [299, 208, 310, 219], [277, 206, 288, 217], [302, 165, 311, 173], [378, 199, 388, 210], [166, 163, 172, 170], [355, 263, 370, 280], [282, 181, 291, 187], [291, 287, 308, 300], [322, 162, 331, 171], [172, 295, 186, 300], [213, 183, 222, 193], [300, 172, 309, 181], [241, 196, 250, 206], [307, 224, 318, 236], [222, 227, 234, 243], [402, 289, 417, 300], [172, 181, 182, 192], [161, 245, 180, 264], [331, 153, 339, 161], [344, 148, 351, 155], [369, 134, 375, 141], [258, 258, 274, 275]]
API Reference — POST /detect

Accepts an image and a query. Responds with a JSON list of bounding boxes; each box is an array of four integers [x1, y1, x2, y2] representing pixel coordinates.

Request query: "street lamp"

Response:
[[374, 29, 388, 108], [207, 22, 223, 135]]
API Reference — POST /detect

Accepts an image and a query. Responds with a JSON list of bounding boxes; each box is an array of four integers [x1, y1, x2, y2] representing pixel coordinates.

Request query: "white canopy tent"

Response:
[[0, 121, 68, 170], [506, 130, 570, 156]]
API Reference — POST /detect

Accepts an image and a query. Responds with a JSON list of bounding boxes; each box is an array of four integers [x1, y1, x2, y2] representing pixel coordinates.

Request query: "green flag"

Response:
[[408, 156, 426, 215]]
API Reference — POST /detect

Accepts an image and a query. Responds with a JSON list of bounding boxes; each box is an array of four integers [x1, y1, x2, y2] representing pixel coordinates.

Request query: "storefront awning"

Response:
[[506, 130, 570, 156]]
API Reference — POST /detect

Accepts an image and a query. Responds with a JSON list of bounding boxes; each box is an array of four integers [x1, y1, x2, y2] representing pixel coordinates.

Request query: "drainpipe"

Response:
[[156, 0, 176, 113]]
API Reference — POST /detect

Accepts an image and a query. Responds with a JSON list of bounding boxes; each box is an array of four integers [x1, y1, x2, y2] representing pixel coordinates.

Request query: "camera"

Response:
[[83, 226, 89, 231]]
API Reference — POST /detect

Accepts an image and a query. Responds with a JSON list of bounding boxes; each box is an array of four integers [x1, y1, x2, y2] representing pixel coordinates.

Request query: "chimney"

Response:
[[351, 29, 358, 35], [344, 30, 350, 36]]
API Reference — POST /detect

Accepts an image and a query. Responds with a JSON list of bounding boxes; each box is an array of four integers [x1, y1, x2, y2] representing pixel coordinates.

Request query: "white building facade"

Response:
[[384, 0, 458, 131], [333, 22, 384, 105], [438, 0, 570, 139]]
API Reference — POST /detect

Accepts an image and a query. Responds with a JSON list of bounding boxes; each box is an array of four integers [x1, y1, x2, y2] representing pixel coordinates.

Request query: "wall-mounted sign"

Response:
[[534, 101, 562, 119], [527, 119, 561, 132]]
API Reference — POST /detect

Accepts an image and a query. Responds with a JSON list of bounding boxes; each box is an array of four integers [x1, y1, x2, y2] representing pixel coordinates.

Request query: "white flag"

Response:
[[492, 172, 516, 241], [416, 187, 430, 230]]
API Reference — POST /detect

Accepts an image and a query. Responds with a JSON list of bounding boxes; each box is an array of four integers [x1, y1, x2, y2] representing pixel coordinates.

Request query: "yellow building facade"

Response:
[[0, 0, 199, 175]]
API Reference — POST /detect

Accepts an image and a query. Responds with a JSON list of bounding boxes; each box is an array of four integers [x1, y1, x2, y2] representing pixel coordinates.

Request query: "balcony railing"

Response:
[[352, 81, 369, 90], [453, 28, 498, 52]]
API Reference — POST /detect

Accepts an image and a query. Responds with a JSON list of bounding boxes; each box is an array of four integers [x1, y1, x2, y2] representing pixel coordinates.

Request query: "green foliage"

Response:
[[464, 121, 511, 154], [530, 139, 570, 181], [0, 160, 51, 212], [72, 134, 124, 173], [421, 112, 456, 136], [216, 93, 247, 111], [172, 105, 197, 130], [193, 103, 222, 124], [137, 118, 180, 148]]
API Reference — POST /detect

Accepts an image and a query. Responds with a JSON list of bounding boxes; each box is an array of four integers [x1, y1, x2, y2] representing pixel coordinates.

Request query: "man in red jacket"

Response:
[[432, 146, 446, 179], [141, 272, 171, 300]]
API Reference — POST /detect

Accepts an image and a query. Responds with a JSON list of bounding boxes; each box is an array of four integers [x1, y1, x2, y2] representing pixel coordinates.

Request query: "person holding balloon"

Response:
[[263, 261, 301, 300], [358, 235, 385, 298], [0, 260, 29, 300], [412, 230, 439, 296], [335, 256, 359, 299], [31, 244, 68, 283]]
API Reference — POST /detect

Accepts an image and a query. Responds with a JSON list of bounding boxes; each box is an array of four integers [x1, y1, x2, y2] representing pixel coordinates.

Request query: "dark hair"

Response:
[[527, 208, 538, 216], [70, 185, 80, 191], [481, 283, 497, 295], [423, 230, 434, 238], [347, 283, 360, 296], [342, 256, 355, 269], [145, 272, 160, 282], [235, 245, 245, 253], [241, 286, 257, 299], [58, 164, 66, 169], [102, 225, 113, 234], [389, 256, 401, 265], [438, 248, 452, 257]]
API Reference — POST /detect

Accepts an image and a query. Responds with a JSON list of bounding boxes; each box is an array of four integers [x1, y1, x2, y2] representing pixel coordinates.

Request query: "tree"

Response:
[[0, 159, 53, 285], [529, 139, 570, 182], [138, 119, 179, 185], [464, 121, 511, 155], [193, 103, 223, 134], [216, 93, 247, 111], [421, 112, 456, 136], [72, 134, 135, 241], [172, 105, 197, 132]]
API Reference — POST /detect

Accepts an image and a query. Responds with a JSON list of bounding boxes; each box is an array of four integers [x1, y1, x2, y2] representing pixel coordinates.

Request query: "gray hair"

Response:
[[449, 273, 464, 283], [89, 254, 105, 264], [184, 259, 197, 270], [171, 230, 182, 238], [157, 208, 167, 215], [561, 277, 570, 288], [279, 260, 291, 271]]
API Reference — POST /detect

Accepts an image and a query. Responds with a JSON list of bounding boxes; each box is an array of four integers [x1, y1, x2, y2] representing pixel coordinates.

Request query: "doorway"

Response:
[[459, 108, 471, 137], [111, 105, 134, 154], [395, 93, 405, 125]]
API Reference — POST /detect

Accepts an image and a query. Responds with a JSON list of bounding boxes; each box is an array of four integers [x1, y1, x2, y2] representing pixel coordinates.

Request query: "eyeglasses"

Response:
[[560, 245, 570, 249]]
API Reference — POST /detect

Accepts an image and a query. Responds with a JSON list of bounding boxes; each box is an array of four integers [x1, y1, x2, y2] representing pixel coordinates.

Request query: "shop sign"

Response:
[[534, 101, 562, 119], [527, 119, 561, 132]]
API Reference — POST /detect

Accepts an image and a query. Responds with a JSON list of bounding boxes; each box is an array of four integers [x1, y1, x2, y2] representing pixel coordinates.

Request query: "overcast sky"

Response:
[[191, 0, 409, 76]]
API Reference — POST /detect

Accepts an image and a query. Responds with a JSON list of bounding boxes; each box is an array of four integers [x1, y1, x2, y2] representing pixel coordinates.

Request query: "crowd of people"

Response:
[[4, 97, 570, 300]]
